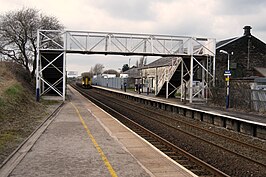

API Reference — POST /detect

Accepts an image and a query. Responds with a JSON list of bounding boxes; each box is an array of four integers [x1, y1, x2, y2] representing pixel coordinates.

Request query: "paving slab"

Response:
[[74, 87, 196, 177], [6, 90, 151, 177]]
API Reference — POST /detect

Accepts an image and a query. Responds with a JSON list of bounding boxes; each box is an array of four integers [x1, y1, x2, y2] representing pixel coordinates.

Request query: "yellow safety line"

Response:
[[71, 102, 118, 177]]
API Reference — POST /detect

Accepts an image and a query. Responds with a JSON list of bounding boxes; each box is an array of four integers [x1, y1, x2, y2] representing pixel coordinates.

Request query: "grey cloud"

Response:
[[89, 0, 174, 21], [214, 0, 266, 15], [156, 25, 210, 38], [256, 24, 266, 32], [152, 18, 215, 38]]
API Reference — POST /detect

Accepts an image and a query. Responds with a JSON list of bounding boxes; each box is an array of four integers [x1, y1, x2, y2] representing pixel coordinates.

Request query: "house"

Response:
[[122, 66, 139, 78], [216, 26, 266, 85], [212, 26, 266, 111], [122, 66, 141, 88]]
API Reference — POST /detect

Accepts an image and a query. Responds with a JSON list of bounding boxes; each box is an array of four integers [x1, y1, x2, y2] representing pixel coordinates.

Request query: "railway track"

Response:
[[93, 88, 266, 167], [71, 84, 229, 177]]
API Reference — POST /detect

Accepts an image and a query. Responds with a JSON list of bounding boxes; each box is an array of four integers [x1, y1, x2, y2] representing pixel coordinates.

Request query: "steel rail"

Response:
[[89, 88, 266, 168], [95, 88, 266, 154]]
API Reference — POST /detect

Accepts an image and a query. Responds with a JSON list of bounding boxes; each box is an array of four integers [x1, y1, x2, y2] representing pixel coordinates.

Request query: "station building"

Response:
[[138, 26, 266, 111], [213, 26, 266, 111], [216, 26, 266, 84]]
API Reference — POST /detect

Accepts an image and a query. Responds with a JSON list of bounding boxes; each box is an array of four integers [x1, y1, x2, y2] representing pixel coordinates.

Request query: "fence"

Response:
[[251, 89, 266, 112], [92, 76, 123, 89], [211, 86, 266, 113]]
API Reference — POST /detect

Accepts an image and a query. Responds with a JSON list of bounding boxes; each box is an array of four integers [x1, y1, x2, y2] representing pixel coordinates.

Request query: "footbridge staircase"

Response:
[[156, 57, 182, 98]]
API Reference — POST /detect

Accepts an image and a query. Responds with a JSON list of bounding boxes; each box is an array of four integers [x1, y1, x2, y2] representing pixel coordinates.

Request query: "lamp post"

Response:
[[220, 50, 233, 109]]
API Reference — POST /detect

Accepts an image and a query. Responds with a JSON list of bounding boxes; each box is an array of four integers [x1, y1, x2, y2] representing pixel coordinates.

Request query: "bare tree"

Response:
[[139, 57, 144, 67], [89, 66, 94, 76], [93, 63, 105, 75], [143, 56, 147, 66], [138, 56, 147, 67], [81, 72, 93, 78], [0, 8, 64, 79], [122, 64, 129, 72]]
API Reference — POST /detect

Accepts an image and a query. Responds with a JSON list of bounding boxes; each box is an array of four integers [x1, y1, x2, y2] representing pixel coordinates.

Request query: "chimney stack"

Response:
[[243, 26, 252, 36]]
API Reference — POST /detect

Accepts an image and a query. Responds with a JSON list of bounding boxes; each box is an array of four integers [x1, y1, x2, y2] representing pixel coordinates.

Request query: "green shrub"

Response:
[[4, 84, 23, 98], [0, 132, 17, 150], [0, 97, 4, 107]]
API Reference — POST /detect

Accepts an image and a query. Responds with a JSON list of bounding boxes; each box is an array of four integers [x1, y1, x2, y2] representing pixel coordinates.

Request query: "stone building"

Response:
[[122, 66, 140, 88], [216, 26, 266, 85], [214, 26, 266, 111]]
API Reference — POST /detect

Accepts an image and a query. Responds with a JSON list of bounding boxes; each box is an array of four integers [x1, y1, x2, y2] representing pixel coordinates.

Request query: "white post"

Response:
[[180, 59, 184, 101], [226, 54, 230, 109], [219, 49, 231, 109], [202, 60, 205, 99], [62, 31, 67, 101], [36, 30, 40, 101], [166, 68, 168, 99], [155, 67, 158, 95], [189, 55, 193, 103], [189, 38, 193, 103]]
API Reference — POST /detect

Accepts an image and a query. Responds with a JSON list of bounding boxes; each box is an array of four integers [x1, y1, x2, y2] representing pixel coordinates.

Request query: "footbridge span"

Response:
[[36, 30, 216, 102]]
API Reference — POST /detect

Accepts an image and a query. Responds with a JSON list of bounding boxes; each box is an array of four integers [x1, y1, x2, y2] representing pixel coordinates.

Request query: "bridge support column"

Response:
[[36, 30, 41, 102], [189, 55, 193, 103], [166, 69, 169, 99], [36, 30, 65, 101], [180, 59, 184, 102], [189, 38, 194, 103], [62, 33, 67, 101]]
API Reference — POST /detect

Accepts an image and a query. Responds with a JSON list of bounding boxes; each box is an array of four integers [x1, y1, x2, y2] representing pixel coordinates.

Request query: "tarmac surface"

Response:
[[0, 86, 196, 177]]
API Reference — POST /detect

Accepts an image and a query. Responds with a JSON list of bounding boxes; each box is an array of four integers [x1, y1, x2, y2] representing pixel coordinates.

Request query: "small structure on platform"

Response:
[[101, 74, 116, 78], [67, 71, 78, 78], [253, 78, 266, 90], [119, 73, 128, 78]]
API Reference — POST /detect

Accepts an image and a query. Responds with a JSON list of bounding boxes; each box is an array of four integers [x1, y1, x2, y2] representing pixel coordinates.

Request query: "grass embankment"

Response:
[[0, 62, 56, 164]]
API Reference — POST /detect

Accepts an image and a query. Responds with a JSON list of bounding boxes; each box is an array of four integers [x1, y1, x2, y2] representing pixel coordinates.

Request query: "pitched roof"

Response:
[[122, 67, 140, 78], [142, 57, 179, 69], [254, 67, 266, 77], [216, 37, 240, 49]]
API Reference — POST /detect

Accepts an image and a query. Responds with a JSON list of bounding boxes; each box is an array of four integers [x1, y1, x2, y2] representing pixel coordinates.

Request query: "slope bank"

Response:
[[0, 62, 60, 164]]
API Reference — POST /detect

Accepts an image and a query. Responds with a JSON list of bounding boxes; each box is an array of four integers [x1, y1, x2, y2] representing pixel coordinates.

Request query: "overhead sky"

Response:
[[1, 0, 266, 75]]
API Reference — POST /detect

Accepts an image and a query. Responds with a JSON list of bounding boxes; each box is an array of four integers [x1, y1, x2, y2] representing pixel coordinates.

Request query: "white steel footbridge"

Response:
[[36, 30, 216, 102]]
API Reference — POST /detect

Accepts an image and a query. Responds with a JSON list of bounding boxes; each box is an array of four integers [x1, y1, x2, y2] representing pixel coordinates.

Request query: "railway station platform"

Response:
[[92, 85, 266, 140], [94, 86, 266, 124], [0, 86, 196, 177]]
